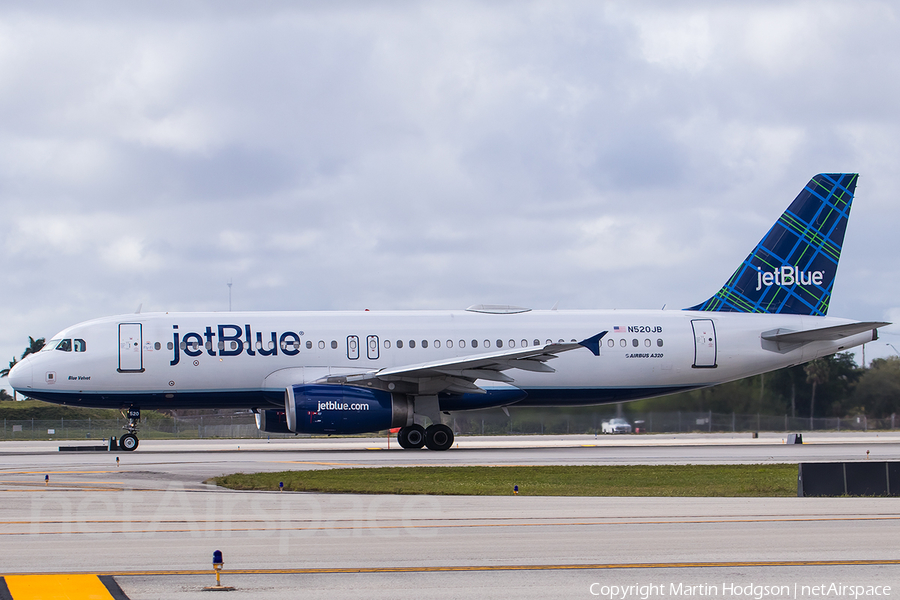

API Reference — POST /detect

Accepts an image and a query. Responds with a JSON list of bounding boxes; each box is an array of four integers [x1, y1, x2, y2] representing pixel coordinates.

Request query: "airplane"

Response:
[[7, 173, 888, 451]]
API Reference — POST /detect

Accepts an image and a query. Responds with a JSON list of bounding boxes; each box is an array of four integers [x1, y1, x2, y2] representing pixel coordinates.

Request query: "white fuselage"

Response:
[[8, 309, 872, 411]]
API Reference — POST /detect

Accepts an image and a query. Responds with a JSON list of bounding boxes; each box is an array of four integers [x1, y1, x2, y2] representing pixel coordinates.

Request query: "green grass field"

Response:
[[211, 464, 797, 497]]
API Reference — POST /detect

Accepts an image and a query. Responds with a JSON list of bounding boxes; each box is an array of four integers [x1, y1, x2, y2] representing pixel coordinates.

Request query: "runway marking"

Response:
[[2, 574, 122, 599], [0, 471, 121, 475], [5, 559, 900, 578], [270, 460, 381, 466], [3, 514, 900, 536]]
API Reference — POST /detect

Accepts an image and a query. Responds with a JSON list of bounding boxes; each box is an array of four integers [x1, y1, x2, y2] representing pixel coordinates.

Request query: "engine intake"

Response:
[[255, 409, 292, 434]]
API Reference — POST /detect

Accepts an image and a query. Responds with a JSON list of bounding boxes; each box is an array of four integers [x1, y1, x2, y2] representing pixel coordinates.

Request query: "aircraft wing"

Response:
[[324, 331, 607, 394], [761, 321, 890, 345]]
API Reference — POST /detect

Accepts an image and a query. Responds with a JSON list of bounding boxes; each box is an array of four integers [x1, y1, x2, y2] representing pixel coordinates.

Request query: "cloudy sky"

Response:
[[2, 1, 900, 385]]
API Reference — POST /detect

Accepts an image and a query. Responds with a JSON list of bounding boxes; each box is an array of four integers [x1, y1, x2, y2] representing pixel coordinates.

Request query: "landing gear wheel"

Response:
[[120, 433, 139, 451], [399, 424, 426, 449], [425, 424, 454, 451], [397, 429, 410, 449]]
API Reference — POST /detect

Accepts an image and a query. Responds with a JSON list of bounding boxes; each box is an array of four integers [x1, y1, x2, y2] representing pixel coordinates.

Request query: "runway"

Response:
[[1, 434, 898, 598]]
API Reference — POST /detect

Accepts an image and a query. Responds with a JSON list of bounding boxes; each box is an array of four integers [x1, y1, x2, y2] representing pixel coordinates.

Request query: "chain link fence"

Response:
[[1, 410, 896, 441], [0, 414, 286, 441]]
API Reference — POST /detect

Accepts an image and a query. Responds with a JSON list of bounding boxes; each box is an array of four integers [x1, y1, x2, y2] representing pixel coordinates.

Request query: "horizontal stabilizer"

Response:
[[762, 321, 889, 345]]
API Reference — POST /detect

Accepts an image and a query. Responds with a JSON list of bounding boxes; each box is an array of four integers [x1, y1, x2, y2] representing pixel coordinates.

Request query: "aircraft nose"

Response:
[[8, 359, 32, 392]]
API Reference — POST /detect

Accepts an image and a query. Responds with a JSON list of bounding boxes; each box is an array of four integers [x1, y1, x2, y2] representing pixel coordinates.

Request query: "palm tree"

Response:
[[21, 336, 45, 359], [805, 359, 830, 429], [0, 356, 16, 378]]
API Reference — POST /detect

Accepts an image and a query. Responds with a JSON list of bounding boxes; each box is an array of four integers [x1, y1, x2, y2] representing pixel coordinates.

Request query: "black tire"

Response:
[[424, 424, 453, 451], [403, 424, 426, 449], [397, 428, 410, 449], [120, 433, 139, 451]]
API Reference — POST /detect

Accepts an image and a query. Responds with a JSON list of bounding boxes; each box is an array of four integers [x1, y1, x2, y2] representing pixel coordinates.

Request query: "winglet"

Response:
[[578, 331, 607, 356]]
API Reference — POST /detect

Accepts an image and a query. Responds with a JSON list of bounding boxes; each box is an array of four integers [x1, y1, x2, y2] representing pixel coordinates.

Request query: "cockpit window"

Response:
[[74, 339, 86, 352], [56, 339, 72, 352], [42, 339, 61, 352]]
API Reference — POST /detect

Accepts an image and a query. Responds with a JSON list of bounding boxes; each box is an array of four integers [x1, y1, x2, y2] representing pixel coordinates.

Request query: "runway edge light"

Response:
[[203, 549, 235, 591]]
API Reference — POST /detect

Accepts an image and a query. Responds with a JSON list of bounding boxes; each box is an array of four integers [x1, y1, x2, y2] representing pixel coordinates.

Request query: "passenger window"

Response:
[[509, 340, 515, 348], [56, 339, 72, 352], [447, 340, 453, 348], [218, 341, 225, 350], [533, 339, 540, 346], [306, 341, 313, 349], [434, 340, 441, 348], [397, 340, 403, 348], [632, 339, 639, 347], [471, 340, 478, 348], [318, 341, 325, 349], [384, 340, 392, 349], [167, 342, 174, 350], [331, 340, 338, 349], [644, 339, 651, 347], [546, 339, 552, 345], [607, 339, 614, 347], [410, 340, 416, 349], [75, 339, 87, 352], [484, 340, 491, 348], [657, 339, 664, 347], [496, 339, 503, 348], [521, 339, 528, 347], [422, 340, 428, 348], [153, 342, 160, 351], [620, 339, 626, 347], [459, 340, 465, 348]]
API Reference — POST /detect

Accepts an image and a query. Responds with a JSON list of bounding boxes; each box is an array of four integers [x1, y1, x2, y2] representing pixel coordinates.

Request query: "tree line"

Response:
[[0, 337, 45, 401]]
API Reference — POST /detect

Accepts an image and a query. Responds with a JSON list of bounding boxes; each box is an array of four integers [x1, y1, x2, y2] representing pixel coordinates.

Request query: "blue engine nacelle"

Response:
[[255, 409, 293, 434], [285, 384, 412, 435]]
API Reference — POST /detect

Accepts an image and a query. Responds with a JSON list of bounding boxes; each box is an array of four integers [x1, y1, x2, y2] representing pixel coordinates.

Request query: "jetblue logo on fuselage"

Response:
[[755, 266, 824, 291], [170, 324, 303, 366]]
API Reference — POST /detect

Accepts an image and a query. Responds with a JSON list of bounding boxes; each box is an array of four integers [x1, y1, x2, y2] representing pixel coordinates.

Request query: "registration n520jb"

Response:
[[8, 174, 886, 451]]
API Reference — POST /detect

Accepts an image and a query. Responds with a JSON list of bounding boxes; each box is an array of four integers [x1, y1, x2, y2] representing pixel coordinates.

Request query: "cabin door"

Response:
[[118, 323, 144, 372], [691, 319, 717, 368]]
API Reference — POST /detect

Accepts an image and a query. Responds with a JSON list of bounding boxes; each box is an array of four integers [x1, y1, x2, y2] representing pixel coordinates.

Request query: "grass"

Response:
[[211, 464, 797, 497]]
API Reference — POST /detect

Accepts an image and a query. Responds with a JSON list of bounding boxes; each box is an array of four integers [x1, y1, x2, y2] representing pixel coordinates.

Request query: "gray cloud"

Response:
[[3, 1, 900, 383]]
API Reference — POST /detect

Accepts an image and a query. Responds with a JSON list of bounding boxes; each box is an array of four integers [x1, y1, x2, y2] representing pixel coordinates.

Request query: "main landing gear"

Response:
[[119, 407, 141, 451], [397, 423, 453, 451]]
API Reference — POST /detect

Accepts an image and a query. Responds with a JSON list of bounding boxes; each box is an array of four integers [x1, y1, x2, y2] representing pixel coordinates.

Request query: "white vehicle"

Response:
[[8, 174, 886, 451], [602, 418, 633, 434]]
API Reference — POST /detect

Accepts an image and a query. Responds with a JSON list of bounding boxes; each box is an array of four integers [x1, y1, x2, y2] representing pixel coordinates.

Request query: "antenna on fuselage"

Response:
[[134, 303, 142, 314], [227, 279, 233, 312]]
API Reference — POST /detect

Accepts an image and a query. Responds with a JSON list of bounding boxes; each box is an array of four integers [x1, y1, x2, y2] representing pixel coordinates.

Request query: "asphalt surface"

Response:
[[1, 433, 898, 599]]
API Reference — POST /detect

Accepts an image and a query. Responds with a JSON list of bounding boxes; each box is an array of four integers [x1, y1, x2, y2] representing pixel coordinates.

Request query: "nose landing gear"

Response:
[[120, 407, 141, 451]]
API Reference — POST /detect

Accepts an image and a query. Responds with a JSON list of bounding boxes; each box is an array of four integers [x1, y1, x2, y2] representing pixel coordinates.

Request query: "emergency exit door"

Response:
[[691, 319, 717, 368], [118, 323, 144, 372]]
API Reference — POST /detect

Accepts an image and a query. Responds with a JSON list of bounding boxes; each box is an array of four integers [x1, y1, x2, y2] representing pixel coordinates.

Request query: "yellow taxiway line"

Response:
[[4, 559, 900, 578]]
